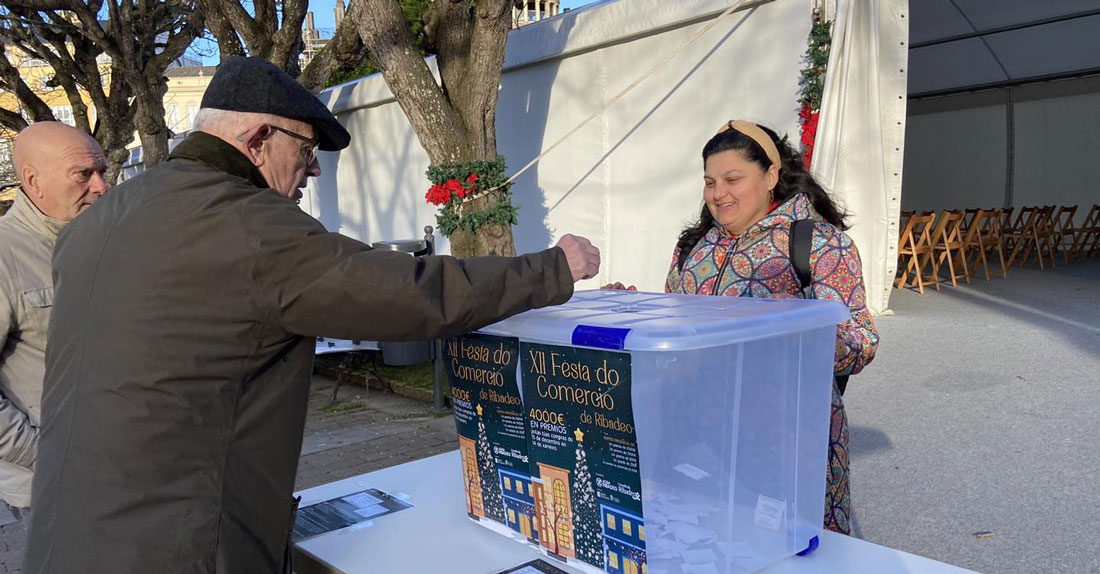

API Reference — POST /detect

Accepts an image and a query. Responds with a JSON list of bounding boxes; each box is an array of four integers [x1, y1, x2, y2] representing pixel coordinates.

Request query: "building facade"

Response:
[[513, 0, 561, 28]]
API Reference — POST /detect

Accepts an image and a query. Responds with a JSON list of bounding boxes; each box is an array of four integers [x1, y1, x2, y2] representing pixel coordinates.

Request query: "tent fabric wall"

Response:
[[302, 0, 817, 293], [903, 75, 1100, 216], [902, 103, 1007, 213], [811, 0, 910, 315]]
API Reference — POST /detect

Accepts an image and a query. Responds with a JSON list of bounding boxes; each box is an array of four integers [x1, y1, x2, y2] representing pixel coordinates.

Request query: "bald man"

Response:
[[0, 122, 107, 526]]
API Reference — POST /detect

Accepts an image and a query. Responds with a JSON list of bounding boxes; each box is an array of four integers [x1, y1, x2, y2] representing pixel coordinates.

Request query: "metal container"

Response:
[[373, 228, 436, 366]]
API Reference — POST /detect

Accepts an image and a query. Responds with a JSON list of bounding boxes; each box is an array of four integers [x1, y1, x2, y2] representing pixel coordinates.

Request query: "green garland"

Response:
[[425, 156, 519, 237], [798, 19, 832, 112]]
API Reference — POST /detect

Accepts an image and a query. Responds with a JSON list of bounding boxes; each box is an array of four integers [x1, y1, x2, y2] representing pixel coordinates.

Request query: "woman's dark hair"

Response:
[[674, 124, 849, 271]]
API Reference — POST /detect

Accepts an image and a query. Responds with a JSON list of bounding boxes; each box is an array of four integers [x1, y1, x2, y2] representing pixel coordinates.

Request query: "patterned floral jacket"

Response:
[[665, 193, 878, 377]]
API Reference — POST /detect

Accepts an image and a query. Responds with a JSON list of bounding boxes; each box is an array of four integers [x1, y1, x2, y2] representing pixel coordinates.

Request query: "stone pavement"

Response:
[[0, 374, 458, 572]]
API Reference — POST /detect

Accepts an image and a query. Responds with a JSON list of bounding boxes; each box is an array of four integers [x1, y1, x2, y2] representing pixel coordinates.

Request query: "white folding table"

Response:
[[292, 451, 977, 574]]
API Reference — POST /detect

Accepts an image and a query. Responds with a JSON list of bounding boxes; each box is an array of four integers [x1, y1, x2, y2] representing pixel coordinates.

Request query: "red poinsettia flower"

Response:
[[466, 173, 478, 184], [425, 183, 452, 206]]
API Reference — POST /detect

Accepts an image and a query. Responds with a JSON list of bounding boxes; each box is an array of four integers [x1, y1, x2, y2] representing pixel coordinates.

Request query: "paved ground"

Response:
[[847, 260, 1100, 574]]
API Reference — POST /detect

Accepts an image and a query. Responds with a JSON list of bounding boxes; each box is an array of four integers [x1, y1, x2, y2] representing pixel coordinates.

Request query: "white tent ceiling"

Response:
[[908, 0, 1100, 97]]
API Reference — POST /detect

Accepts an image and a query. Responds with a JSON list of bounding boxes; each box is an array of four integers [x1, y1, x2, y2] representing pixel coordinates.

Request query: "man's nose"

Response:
[[306, 157, 321, 178], [89, 172, 109, 195]]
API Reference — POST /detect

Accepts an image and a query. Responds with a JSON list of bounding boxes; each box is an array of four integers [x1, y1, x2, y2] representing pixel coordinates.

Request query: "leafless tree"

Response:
[[198, 0, 308, 75], [1, 0, 204, 173]]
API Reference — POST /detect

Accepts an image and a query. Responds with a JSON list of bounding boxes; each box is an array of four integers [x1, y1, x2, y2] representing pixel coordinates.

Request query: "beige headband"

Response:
[[715, 120, 782, 171]]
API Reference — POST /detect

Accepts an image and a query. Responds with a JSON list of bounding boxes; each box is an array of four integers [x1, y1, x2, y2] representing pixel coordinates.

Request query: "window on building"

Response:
[[503, 477, 512, 491], [607, 514, 616, 531], [185, 105, 199, 131], [50, 106, 74, 126], [508, 509, 515, 523], [622, 518, 631, 536], [557, 522, 569, 546], [167, 106, 180, 131], [515, 482, 524, 495], [553, 479, 566, 505], [639, 525, 645, 541], [608, 551, 618, 569]]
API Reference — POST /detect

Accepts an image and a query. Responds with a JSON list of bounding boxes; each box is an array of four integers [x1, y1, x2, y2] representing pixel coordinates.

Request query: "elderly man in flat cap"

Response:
[[0, 122, 107, 532], [25, 57, 599, 573]]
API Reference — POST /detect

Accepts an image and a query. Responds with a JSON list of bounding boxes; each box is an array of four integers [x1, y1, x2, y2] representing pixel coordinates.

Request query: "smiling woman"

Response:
[[658, 119, 879, 536]]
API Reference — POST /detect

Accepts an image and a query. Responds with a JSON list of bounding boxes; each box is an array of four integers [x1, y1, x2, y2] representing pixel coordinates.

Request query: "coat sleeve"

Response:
[[808, 224, 879, 377], [236, 194, 575, 341], [0, 284, 37, 469], [664, 245, 683, 293]]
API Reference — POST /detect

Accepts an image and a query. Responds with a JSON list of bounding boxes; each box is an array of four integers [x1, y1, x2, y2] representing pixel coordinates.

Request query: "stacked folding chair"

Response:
[[1069, 204, 1100, 261], [1050, 205, 1078, 264], [896, 212, 939, 294], [929, 210, 970, 287]]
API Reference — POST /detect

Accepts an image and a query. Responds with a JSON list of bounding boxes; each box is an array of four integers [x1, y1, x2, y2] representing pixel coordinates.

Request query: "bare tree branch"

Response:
[[0, 107, 28, 133], [298, 0, 368, 92]]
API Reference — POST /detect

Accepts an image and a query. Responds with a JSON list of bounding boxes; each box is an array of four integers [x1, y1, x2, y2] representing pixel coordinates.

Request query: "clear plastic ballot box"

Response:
[[445, 290, 849, 574]]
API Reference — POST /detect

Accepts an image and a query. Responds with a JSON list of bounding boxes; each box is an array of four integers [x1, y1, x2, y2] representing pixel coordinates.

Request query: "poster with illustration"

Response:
[[446, 333, 539, 541], [521, 343, 646, 574]]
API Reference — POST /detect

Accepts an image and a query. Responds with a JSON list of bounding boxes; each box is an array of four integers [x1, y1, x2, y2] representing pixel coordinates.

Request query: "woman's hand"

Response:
[[601, 282, 637, 291]]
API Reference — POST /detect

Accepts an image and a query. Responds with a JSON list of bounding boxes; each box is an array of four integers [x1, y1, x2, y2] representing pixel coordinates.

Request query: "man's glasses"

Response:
[[268, 124, 319, 165]]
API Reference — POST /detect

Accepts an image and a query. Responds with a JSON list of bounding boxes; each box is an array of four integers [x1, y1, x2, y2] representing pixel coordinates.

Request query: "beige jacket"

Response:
[[0, 189, 64, 507]]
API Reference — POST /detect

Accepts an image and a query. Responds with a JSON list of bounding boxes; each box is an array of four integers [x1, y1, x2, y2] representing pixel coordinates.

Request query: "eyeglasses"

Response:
[[268, 124, 319, 165]]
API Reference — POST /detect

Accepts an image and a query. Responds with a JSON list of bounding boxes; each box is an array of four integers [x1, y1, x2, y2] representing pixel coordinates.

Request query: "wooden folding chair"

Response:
[[961, 208, 981, 233], [1050, 205, 1078, 264], [929, 210, 970, 287], [1005, 206, 1057, 270], [999, 207, 1016, 239], [976, 208, 1007, 280], [1001, 206, 1032, 256], [1069, 204, 1100, 261], [896, 212, 940, 294]]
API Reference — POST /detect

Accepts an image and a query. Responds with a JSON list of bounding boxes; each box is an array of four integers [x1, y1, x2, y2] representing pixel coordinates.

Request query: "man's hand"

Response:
[[555, 234, 600, 282], [601, 282, 637, 291]]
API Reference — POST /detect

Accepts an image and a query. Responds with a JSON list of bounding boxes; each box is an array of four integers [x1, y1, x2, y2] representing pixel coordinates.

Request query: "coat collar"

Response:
[[168, 132, 269, 189], [711, 193, 821, 241], [8, 188, 66, 242]]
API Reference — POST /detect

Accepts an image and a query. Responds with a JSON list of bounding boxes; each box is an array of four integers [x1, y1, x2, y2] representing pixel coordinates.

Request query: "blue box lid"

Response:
[[478, 290, 850, 351]]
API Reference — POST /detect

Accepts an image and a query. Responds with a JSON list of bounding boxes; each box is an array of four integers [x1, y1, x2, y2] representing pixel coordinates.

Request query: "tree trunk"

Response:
[[357, 0, 517, 258], [134, 81, 171, 168]]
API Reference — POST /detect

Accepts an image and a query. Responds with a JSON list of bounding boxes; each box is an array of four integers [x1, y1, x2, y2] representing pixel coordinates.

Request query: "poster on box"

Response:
[[521, 342, 647, 574], [445, 333, 537, 541]]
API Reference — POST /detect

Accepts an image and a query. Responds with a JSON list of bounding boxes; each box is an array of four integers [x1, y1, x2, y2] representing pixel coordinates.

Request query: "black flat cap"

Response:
[[201, 56, 351, 151]]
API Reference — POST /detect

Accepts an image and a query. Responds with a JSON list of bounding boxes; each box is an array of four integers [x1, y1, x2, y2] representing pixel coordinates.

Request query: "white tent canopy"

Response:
[[909, 0, 1100, 97]]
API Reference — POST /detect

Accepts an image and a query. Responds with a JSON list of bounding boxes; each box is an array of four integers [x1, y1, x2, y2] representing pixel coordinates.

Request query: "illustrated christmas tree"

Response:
[[476, 404, 506, 522], [570, 428, 605, 566]]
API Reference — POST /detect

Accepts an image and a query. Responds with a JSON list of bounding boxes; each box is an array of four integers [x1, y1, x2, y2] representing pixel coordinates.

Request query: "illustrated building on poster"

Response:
[[499, 468, 539, 542], [601, 505, 647, 574], [458, 436, 484, 518], [534, 462, 576, 559]]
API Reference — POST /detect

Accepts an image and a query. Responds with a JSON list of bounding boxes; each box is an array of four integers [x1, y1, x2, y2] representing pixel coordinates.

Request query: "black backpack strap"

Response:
[[789, 219, 814, 291], [789, 219, 851, 395]]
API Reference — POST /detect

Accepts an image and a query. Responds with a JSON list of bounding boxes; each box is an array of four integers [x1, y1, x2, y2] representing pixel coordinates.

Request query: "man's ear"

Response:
[[21, 165, 43, 200], [238, 124, 271, 167]]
